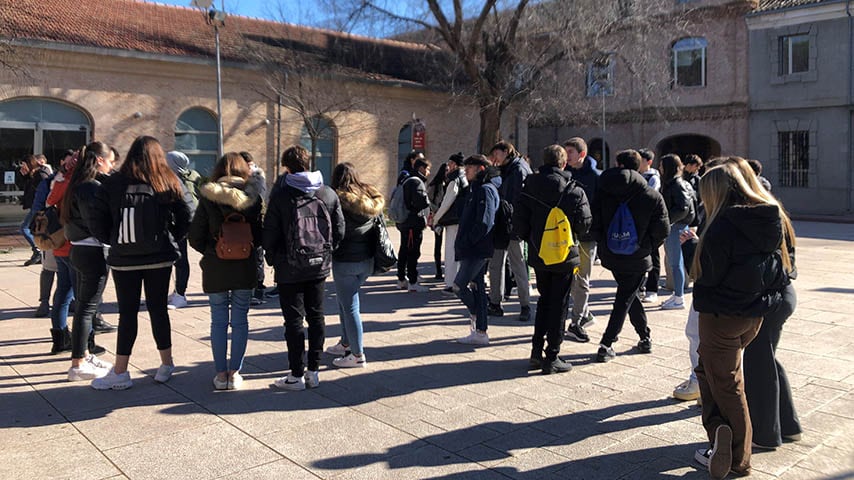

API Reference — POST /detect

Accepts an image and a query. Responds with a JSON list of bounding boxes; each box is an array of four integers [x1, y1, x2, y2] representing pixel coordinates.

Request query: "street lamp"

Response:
[[592, 52, 615, 168], [191, 0, 226, 157]]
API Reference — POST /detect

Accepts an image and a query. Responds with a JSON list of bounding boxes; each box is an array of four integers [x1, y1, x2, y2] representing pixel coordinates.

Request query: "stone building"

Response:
[[0, 0, 520, 223], [747, 0, 853, 215]]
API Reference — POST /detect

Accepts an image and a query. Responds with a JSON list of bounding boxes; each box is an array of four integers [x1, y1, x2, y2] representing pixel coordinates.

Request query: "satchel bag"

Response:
[[215, 212, 253, 260], [30, 206, 66, 251], [373, 214, 397, 274]]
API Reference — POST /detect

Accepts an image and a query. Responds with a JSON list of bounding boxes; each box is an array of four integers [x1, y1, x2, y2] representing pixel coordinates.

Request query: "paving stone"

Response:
[[0, 434, 119, 479]]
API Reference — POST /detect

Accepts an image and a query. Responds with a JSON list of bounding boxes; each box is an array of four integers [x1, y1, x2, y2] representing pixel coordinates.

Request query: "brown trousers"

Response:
[[695, 312, 763, 475]]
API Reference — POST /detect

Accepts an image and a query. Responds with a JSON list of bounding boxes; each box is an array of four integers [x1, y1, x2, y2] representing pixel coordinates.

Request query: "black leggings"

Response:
[[113, 267, 173, 356], [70, 246, 107, 359]]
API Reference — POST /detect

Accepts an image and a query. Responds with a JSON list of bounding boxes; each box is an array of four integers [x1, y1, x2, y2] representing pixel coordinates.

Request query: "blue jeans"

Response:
[[332, 258, 373, 356], [665, 223, 689, 297], [51, 256, 74, 330], [20, 209, 36, 250], [209, 289, 252, 373], [454, 257, 489, 331]]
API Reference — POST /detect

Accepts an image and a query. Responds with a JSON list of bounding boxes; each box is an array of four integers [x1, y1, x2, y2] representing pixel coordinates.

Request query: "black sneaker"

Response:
[[565, 324, 590, 343], [542, 357, 573, 375], [24, 251, 42, 266], [92, 313, 117, 333], [487, 303, 504, 317], [518, 306, 531, 322], [595, 345, 616, 363], [579, 312, 596, 328], [636, 338, 652, 353], [34, 301, 50, 318], [528, 356, 543, 370]]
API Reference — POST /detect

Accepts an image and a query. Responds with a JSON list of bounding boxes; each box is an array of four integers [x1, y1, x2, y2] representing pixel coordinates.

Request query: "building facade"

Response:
[[747, 0, 853, 215]]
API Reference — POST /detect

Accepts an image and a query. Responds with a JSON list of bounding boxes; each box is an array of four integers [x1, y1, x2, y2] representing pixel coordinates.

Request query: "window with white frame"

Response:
[[778, 130, 809, 188], [672, 37, 707, 87], [780, 34, 809, 75], [586, 56, 615, 97]]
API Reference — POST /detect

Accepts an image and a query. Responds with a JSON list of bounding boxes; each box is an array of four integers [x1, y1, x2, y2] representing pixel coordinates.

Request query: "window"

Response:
[[300, 116, 336, 184], [780, 34, 809, 75], [586, 56, 615, 97], [779, 131, 809, 188], [672, 37, 707, 87], [175, 108, 218, 177]]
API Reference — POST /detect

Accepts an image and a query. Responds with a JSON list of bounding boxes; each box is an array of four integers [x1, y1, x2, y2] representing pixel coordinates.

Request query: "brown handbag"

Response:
[[215, 212, 253, 260]]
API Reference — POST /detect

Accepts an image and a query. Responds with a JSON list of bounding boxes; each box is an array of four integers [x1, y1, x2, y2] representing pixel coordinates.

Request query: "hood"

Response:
[[166, 151, 191, 176], [475, 166, 502, 189], [199, 168, 265, 210], [599, 167, 648, 199], [285, 171, 323, 193], [720, 204, 782, 252], [585, 155, 599, 172], [337, 185, 385, 218]]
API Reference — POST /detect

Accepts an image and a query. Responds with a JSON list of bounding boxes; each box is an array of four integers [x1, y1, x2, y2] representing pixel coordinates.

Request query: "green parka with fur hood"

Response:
[[188, 169, 265, 293], [333, 185, 385, 263]]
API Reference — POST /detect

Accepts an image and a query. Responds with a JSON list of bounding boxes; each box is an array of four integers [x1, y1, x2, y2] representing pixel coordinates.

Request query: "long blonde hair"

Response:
[[692, 162, 793, 279]]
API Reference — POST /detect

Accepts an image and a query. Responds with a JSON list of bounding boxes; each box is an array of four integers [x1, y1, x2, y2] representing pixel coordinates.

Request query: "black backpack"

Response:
[[492, 197, 514, 250], [111, 183, 165, 257], [284, 191, 333, 280]]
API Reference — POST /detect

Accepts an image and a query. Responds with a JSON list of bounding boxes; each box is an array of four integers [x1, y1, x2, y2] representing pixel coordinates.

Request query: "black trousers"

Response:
[[397, 227, 423, 284], [645, 247, 660, 293], [70, 246, 107, 359], [113, 267, 173, 356], [532, 269, 572, 359], [174, 238, 190, 296], [601, 271, 650, 346], [255, 245, 266, 289], [433, 230, 443, 276], [279, 278, 326, 376], [744, 283, 801, 447]]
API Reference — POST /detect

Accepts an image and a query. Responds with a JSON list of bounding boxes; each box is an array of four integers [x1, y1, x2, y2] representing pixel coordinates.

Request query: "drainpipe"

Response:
[[848, 0, 853, 212]]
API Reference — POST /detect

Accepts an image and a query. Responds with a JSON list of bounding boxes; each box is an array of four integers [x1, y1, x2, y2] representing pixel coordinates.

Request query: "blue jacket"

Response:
[[498, 156, 531, 207], [566, 156, 600, 242], [455, 167, 501, 261]]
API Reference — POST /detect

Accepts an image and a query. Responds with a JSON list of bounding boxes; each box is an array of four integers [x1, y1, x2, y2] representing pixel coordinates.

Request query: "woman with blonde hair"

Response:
[[691, 161, 791, 479]]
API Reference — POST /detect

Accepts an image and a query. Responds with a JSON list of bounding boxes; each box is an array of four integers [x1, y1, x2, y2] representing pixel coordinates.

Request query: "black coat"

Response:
[[396, 172, 430, 231], [64, 175, 106, 242], [333, 186, 385, 263], [566, 156, 600, 242], [591, 168, 670, 274], [513, 165, 591, 273], [693, 204, 788, 317], [661, 176, 696, 225], [188, 171, 265, 293], [19, 166, 51, 210]]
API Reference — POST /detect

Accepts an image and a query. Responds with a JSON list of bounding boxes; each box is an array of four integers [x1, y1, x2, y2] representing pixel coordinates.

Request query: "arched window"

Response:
[[672, 37, 707, 87], [398, 124, 413, 173], [300, 116, 336, 184], [175, 108, 218, 177]]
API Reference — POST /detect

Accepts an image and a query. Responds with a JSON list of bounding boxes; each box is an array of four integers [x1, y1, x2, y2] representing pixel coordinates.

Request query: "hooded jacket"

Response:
[[590, 168, 670, 274], [693, 204, 788, 317], [188, 169, 265, 293], [499, 156, 532, 208], [166, 151, 201, 214], [565, 156, 600, 242], [661, 176, 695, 226], [514, 165, 592, 273], [263, 171, 345, 283], [397, 171, 430, 230], [334, 185, 385, 263], [455, 167, 501, 260]]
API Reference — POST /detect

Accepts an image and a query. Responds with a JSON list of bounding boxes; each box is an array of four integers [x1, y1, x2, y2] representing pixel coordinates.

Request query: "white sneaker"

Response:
[[408, 283, 429, 293], [228, 372, 243, 390], [325, 341, 348, 356], [673, 379, 700, 401], [333, 353, 367, 368], [91, 368, 133, 390], [273, 374, 305, 391], [642, 292, 659, 303], [661, 295, 685, 310], [68, 362, 109, 381], [167, 292, 188, 310], [213, 375, 228, 390], [457, 330, 489, 346], [154, 364, 175, 383], [396, 280, 408, 290], [305, 370, 319, 388], [86, 354, 113, 371]]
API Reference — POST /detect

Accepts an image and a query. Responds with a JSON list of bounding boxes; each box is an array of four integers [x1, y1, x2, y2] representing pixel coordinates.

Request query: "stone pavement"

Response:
[[1, 221, 852, 480]]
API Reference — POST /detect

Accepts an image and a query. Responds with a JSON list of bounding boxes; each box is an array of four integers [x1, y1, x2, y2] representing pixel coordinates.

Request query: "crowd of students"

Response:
[[19, 134, 799, 479]]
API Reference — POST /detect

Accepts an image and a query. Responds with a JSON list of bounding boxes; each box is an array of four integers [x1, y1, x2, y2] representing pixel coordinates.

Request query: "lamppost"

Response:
[[593, 52, 615, 168], [191, 0, 226, 157]]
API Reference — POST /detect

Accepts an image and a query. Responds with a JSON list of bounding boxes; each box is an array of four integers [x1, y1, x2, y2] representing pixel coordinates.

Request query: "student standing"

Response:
[[395, 157, 431, 292], [165, 150, 200, 310], [89, 136, 192, 390], [433, 153, 468, 293], [659, 154, 695, 310]]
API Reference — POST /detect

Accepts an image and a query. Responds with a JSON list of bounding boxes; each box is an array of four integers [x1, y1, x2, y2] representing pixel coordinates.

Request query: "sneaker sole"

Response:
[[92, 381, 132, 391], [565, 332, 590, 343], [709, 425, 733, 480], [273, 382, 305, 391], [333, 362, 367, 368], [673, 391, 701, 401], [661, 304, 685, 310]]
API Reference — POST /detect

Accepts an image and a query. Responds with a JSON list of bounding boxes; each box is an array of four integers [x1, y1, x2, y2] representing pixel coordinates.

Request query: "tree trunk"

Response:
[[478, 102, 502, 154]]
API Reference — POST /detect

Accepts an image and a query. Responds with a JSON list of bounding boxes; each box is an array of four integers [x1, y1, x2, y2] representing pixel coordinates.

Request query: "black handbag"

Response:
[[373, 214, 397, 274]]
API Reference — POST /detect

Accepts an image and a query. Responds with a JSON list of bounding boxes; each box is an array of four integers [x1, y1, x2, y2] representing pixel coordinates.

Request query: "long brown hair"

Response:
[[211, 152, 250, 181], [121, 136, 183, 200], [331, 162, 372, 197], [60, 142, 110, 224]]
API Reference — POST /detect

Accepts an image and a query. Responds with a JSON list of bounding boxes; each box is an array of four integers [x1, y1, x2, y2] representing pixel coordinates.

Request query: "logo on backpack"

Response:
[[285, 192, 333, 279], [112, 184, 164, 256], [216, 212, 253, 260], [607, 196, 640, 255], [539, 189, 575, 266]]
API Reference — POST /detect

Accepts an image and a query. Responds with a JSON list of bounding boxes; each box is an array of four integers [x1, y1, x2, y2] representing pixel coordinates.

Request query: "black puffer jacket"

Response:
[[693, 204, 788, 317], [64, 175, 108, 242], [661, 176, 695, 226], [188, 170, 265, 293], [513, 165, 591, 273], [396, 172, 430, 231], [19, 165, 51, 210], [92, 174, 192, 269], [333, 186, 385, 263], [591, 168, 670, 274]]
